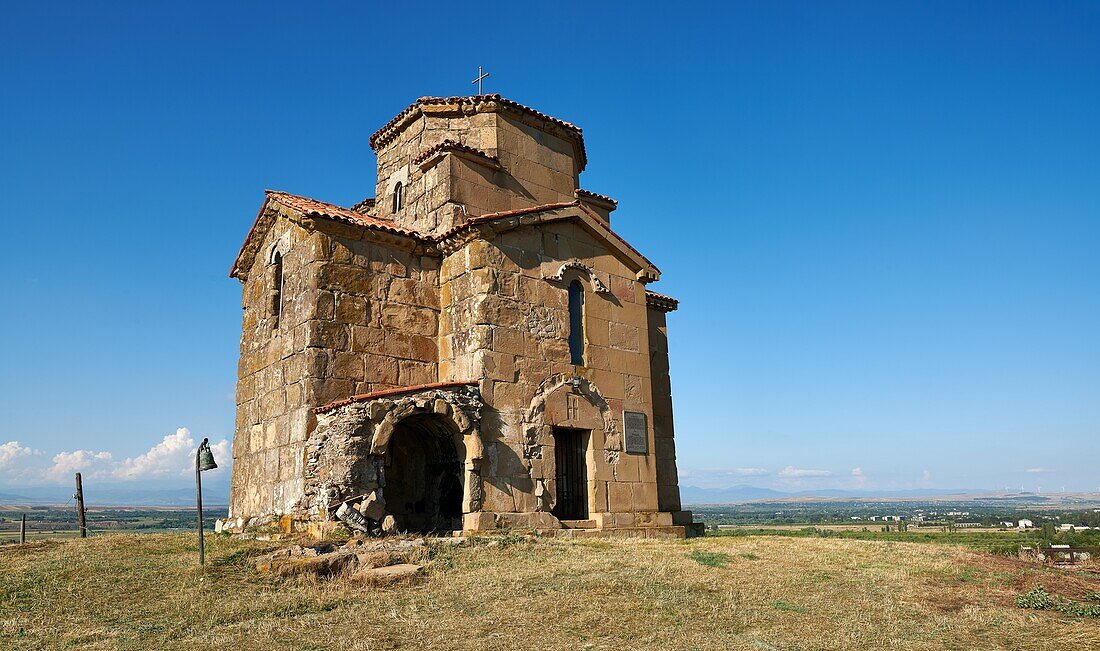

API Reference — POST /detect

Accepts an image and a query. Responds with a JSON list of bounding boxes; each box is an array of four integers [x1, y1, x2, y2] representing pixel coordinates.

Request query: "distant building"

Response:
[[1059, 524, 1090, 532], [1018, 519, 1034, 529]]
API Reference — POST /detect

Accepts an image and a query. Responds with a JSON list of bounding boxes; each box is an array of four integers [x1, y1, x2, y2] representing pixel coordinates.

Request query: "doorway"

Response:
[[385, 415, 465, 533], [552, 427, 589, 520]]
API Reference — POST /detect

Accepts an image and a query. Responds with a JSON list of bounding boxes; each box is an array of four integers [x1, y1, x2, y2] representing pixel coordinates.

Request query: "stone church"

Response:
[[224, 94, 691, 537]]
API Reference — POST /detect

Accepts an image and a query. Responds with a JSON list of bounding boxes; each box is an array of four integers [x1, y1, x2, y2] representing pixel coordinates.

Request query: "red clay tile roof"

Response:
[[413, 139, 500, 167], [314, 380, 478, 414], [576, 188, 618, 207], [645, 290, 679, 312], [369, 95, 587, 171], [432, 200, 581, 242], [435, 200, 660, 278], [575, 202, 660, 279], [470, 201, 581, 223], [232, 194, 660, 280], [228, 191, 428, 278], [351, 197, 375, 214], [265, 190, 419, 237]]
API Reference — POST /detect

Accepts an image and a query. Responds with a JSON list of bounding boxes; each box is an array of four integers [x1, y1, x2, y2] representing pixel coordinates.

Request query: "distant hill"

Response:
[[680, 485, 788, 503], [680, 485, 984, 505], [0, 483, 230, 507]]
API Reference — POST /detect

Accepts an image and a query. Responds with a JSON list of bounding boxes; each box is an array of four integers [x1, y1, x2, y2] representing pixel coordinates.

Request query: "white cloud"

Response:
[[112, 428, 230, 480], [779, 466, 833, 478], [921, 469, 932, 481], [851, 467, 864, 477], [45, 449, 114, 483], [0, 441, 43, 468], [1024, 467, 1051, 474], [732, 467, 769, 477], [0, 441, 45, 482], [114, 428, 196, 480], [38, 428, 230, 484]]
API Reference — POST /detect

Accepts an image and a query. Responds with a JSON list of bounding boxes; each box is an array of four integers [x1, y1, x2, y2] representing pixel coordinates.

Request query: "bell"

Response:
[[197, 439, 218, 472]]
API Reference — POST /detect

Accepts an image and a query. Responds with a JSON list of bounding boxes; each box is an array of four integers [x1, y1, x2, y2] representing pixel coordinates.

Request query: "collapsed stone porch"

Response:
[[218, 382, 689, 539]]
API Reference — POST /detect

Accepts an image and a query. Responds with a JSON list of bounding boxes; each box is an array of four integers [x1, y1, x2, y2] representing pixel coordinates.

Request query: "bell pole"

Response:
[[195, 437, 217, 566], [196, 438, 205, 566]]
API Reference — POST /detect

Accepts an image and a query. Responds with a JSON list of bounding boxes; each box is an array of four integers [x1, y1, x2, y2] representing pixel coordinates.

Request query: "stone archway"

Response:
[[298, 384, 484, 531], [520, 374, 622, 517], [384, 413, 466, 533]]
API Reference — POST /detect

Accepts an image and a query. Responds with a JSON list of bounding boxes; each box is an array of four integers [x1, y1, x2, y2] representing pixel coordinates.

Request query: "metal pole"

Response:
[[20, 514, 26, 544], [196, 447, 204, 566], [75, 472, 87, 538]]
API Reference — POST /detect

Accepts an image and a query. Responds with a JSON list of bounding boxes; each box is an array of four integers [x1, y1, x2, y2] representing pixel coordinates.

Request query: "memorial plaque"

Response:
[[623, 410, 648, 454]]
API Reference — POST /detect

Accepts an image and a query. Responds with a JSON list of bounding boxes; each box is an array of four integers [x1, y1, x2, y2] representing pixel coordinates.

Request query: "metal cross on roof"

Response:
[[471, 65, 489, 94]]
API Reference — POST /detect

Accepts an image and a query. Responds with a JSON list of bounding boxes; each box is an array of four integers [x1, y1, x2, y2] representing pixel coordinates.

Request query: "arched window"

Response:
[[392, 182, 403, 213], [271, 251, 284, 328], [568, 280, 585, 365]]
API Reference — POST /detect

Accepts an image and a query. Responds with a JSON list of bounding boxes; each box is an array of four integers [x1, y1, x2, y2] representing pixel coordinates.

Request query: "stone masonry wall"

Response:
[[374, 110, 497, 233], [231, 209, 441, 520], [648, 308, 682, 513], [438, 219, 666, 528], [232, 212, 324, 519]]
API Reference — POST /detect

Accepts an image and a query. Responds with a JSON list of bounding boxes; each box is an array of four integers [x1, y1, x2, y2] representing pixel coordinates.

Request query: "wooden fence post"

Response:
[[75, 472, 87, 538], [20, 514, 26, 544]]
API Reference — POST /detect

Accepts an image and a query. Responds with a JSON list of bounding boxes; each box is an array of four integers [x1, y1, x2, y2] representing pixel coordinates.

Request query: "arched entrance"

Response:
[[384, 414, 466, 533]]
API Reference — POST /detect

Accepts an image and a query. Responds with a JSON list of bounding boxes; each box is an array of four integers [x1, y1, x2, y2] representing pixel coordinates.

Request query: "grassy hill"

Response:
[[2, 533, 1098, 650]]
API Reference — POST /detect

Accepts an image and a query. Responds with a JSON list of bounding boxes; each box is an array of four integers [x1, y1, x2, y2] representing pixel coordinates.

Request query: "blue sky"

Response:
[[1, 2, 1097, 494]]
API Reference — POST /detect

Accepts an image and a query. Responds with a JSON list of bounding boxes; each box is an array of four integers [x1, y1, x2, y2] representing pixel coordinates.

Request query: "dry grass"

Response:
[[2, 533, 1098, 650]]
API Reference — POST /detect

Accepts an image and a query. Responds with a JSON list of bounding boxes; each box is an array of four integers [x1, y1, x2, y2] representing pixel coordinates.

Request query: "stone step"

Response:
[[560, 519, 596, 529]]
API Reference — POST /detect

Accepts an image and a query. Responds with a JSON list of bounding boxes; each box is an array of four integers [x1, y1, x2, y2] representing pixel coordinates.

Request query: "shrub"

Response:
[[1015, 586, 1056, 610], [1015, 585, 1100, 618]]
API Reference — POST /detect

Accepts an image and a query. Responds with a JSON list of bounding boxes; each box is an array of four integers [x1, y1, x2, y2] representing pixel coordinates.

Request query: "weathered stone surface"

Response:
[[256, 550, 358, 578], [358, 491, 386, 521], [355, 563, 422, 583]]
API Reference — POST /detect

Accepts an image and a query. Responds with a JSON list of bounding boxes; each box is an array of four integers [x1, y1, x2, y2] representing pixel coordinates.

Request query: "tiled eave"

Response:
[[575, 188, 618, 211], [351, 197, 375, 214], [231, 193, 661, 283], [414, 139, 501, 171], [229, 190, 429, 280], [435, 200, 660, 282], [645, 290, 679, 313]]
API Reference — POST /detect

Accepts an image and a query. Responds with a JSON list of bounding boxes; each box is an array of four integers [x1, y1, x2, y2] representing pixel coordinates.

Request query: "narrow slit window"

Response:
[[568, 280, 585, 365], [271, 251, 284, 328], [392, 182, 403, 213]]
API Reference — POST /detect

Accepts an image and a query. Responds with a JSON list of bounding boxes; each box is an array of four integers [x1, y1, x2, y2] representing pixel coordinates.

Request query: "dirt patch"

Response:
[[930, 593, 974, 612], [964, 549, 1100, 601]]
